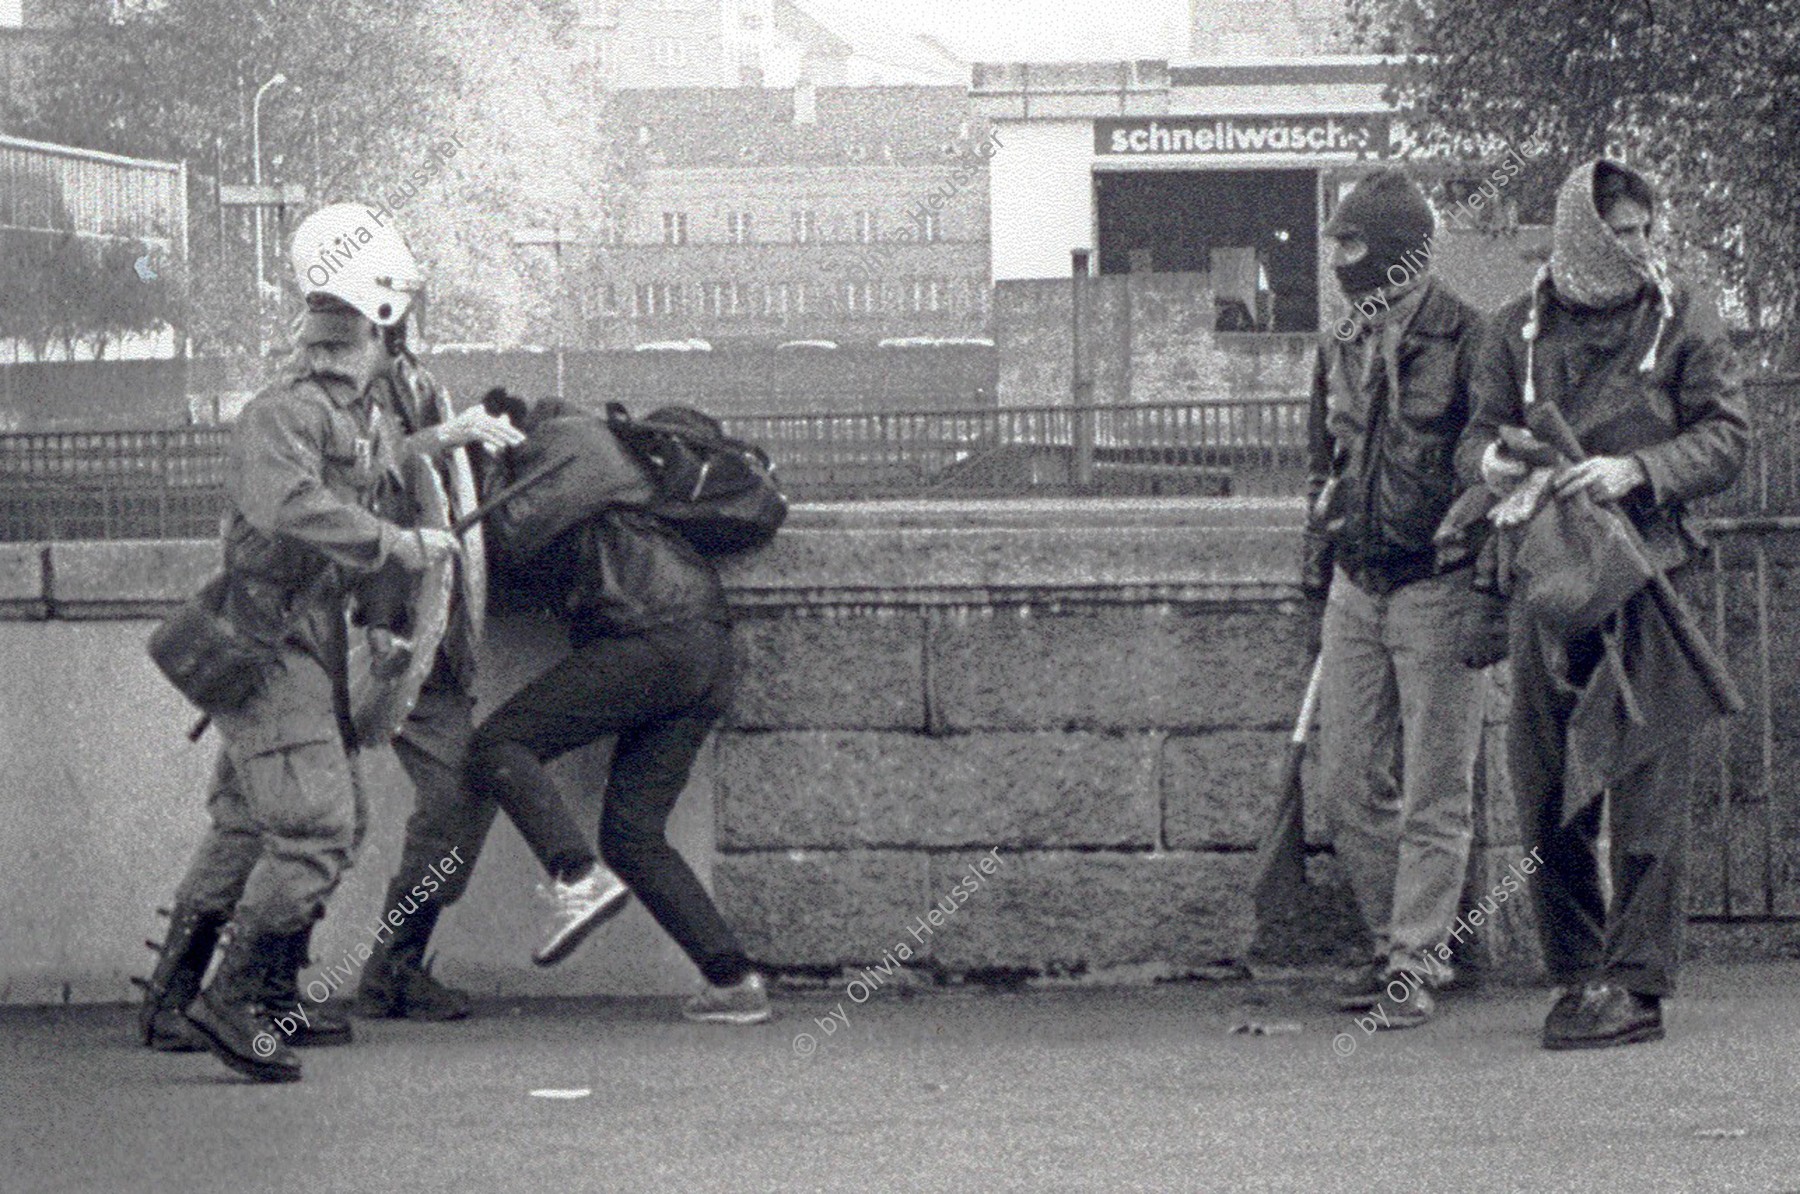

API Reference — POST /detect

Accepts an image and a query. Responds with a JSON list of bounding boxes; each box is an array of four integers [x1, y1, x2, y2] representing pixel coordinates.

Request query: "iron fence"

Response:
[[1, 379, 1793, 541], [0, 399, 1311, 539]]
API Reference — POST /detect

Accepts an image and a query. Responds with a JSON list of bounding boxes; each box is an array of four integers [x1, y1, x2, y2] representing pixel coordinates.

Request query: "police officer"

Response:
[[141, 204, 458, 1083], [351, 274, 524, 1023], [138, 207, 523, 1051]]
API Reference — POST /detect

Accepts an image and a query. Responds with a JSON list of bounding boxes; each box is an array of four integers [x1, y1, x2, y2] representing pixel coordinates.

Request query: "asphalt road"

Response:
[[5, 963, 1800, 1193]]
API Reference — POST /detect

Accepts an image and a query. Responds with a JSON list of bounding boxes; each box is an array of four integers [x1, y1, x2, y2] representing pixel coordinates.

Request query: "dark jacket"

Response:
[[1454, 278, 1749, 573], [491, 399, 729, 638], [1307, 275, 1484, 593]]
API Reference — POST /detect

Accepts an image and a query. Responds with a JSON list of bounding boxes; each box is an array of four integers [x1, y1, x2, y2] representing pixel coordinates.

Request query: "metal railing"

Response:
[[0, 399, 1311, 539], [730, 397, 1309, 501], [2, 379, 1792, 541]]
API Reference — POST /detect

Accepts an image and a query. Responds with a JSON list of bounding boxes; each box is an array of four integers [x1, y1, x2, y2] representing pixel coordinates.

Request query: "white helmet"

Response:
[[290, 202, 424, 327]]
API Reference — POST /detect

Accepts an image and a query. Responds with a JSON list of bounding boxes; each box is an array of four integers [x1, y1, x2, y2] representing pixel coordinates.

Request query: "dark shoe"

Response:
[[1334, 960, 1387, 1013], [1542, 983, 1663, 1051], [1371, 981, 1435, 1031], [683, 971, 772, 1025], [183, 931, 302, 1083], [134, 904, 226, 1052], [144, 1007, 209, 1052], [1540, 986, 1587, 1045], [264, 926, 353, 1047], [355, 958, 471, 1022]]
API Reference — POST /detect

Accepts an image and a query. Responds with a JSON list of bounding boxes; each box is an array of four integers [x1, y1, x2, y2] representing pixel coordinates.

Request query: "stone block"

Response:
[[1162, 730, 1288, 849], [718, 731, 1159, 849], [48, 540, 218, 617], [929, 604, 1308, 731], [1249, 852, 1368, 967], [923, 851, 1257, 972], [728, 610, 924, 730], [0, 544, 46, 619], [719, 499, 1303, 602], [713, 851, 929, 967]]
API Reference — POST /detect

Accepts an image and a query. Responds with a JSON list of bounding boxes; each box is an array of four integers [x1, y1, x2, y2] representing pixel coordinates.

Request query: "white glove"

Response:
[[1480, 441, 1527, 494]]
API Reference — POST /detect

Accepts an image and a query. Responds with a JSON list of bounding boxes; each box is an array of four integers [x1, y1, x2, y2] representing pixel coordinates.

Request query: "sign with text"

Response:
[[1096, 115, 1391, 158]]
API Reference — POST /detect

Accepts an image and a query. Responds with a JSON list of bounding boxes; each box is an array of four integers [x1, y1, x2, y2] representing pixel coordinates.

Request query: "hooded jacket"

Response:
[[1453, 162, 1748, 573], [1307, 273, 1485, 592]]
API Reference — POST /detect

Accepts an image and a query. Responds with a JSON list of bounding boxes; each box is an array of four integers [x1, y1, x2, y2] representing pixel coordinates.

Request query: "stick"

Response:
[[1252, 652, 1325, 913], [1523, 402, 1744, 715]]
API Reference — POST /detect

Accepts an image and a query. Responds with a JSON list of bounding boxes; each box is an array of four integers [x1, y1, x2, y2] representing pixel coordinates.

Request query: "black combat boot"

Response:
[[134, 904, 226, 1052], [355, 897, 470, 1021], [264, 923, 354, 1047], [183, 928, 303, 1083]]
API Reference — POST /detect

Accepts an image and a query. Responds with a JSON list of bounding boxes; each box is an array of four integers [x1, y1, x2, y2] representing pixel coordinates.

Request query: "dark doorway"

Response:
[[1095, 168, 1319, 333]]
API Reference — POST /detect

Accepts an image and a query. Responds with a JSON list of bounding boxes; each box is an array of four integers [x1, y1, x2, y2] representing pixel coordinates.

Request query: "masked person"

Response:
[[1457, 159, 1747, 1050], [463, 390, 771, 1026], [1305, 167, 1487, 1029], [139, 204, 460, 1083]]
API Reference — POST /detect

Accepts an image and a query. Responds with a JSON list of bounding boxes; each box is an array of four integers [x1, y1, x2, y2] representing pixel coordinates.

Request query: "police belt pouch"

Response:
[[147, 575, 273, 712], [1511, 489, 1655, 637]]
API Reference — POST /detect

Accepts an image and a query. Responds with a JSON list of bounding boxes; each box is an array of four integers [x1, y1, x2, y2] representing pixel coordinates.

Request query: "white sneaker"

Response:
[[682, 972, 773, 1025], [533, 865, 631, 967]]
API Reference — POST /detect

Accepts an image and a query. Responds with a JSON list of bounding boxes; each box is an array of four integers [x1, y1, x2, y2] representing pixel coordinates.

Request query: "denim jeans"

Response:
[[465, 618, 750, 986], [1319, 566, 1484, 974]]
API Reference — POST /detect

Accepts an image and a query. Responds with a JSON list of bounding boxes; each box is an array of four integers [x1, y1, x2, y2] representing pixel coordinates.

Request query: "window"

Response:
[[634, 282, 684, 318], [855, 210, 876, 244], [843, 280, 875, 315], [919, 210, 941, 243], [908, 279, 943, 313], [791, 209, 817, 244], [727, 210, 754, 244], [702, 281, 746, 318], [764, 282, 789, 318], [662, 212, 689, 246], [652, 38, 689, 67]]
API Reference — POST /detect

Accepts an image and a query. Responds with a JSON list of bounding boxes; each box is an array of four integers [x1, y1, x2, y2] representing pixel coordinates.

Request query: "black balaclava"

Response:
[[1324, 167, 1435, 298]]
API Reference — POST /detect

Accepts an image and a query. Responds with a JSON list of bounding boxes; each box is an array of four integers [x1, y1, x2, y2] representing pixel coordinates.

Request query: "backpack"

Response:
[[604, 402, 788, 556]]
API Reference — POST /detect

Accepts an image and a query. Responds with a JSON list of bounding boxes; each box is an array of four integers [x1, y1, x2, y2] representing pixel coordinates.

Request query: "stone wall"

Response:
[[993, 275, 1312, 407], [0, 498, 1543, 1005]]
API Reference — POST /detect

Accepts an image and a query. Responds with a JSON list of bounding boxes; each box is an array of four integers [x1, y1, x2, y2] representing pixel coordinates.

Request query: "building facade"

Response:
[[540, 84, 993, 349], [575, 0, 963, 89]]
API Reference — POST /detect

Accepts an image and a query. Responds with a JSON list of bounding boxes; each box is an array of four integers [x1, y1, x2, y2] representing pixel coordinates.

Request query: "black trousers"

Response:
[[1508, 590, 1696, 998], [465, 618, 750, 986]]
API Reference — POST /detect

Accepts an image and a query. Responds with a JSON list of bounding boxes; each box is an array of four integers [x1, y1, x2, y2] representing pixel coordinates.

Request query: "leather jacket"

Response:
[[491, 399, 730, 638], [1306, 275, 1484, 594]]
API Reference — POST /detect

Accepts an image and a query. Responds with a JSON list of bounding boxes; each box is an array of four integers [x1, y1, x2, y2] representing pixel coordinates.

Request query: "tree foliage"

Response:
[[10, 0, 620, 354], [1342, 0, 1800, 368]]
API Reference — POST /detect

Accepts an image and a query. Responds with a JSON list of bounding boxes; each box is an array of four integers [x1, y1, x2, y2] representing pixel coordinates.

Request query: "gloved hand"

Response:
[[1479, 440, 1528, 494], [1300, 525, 1333, 659], [435, 405, 525, 453], [1304, 592, 1328, 660], [1553, 454, 1647, 502], [388, 526, 462, 574]]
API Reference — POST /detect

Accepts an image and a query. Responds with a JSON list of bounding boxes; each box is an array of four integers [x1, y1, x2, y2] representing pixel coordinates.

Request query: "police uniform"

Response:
[[143, 352, 420, 1077], [354, 353, 493, 1020]]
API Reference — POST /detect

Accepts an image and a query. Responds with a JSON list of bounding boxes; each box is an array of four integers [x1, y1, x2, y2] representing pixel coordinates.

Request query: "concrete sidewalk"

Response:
[[4, 963, 1800, 1193]]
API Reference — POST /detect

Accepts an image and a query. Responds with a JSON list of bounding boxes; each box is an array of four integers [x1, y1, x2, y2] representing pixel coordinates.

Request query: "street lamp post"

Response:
[[251, 72, 289, 323]]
